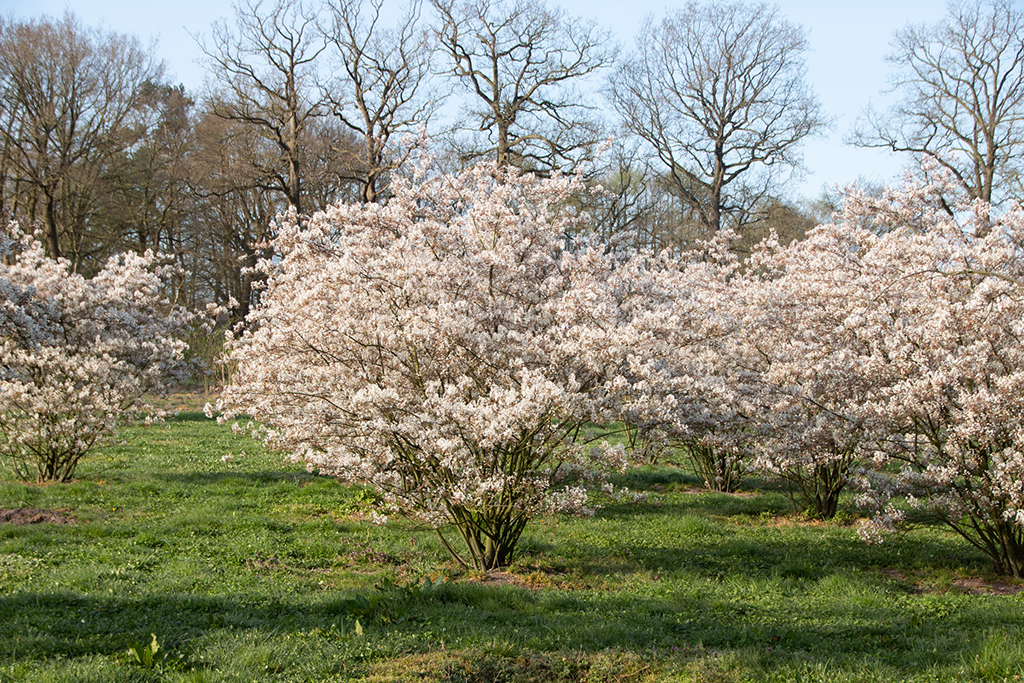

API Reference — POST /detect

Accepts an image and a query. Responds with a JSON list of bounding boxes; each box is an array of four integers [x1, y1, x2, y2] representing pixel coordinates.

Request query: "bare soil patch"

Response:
[[880, 567, 1024, 595], [951, 577, 1024, 596], [0, 508, 74, 525]]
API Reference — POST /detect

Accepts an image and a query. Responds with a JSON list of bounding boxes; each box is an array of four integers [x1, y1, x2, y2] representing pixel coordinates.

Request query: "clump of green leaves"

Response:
[[127, 633, 165, 669], [329, 574, 452, 627], [379, 573, 449, 597]]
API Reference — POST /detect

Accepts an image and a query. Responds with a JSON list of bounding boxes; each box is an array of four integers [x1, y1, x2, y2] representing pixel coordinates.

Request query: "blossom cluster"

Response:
[[0, 224, 193, 482], [602, 164, 1024, 575], [217, 164, 644, 570], [609, 234, 757, 492]]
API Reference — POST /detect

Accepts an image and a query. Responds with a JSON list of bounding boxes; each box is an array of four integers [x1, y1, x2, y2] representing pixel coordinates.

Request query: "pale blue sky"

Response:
[[0, 0, 955, 198]]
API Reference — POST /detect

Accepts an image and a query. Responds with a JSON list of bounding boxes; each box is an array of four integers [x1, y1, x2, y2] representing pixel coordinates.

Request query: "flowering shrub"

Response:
[[616, 237, 756, 492], [836, 176, 1024, 577], [732, 169, 1024, 574], [217, 164, 640, 570], [724, 225, 885, 518], [0, 224, 193, 482]]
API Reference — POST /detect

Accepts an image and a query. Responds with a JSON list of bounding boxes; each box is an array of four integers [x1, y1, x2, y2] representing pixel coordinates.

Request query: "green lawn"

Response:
[[1, 414, 1022, 682]]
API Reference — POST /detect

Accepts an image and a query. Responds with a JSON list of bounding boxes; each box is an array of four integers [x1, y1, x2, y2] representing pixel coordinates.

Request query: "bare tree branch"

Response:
[[431, 0, 615, 172], [0, 12, 165, 264], [321, 0, 438, 203], [197, 0, 328, 214], [850, 0, 1024, 215], [607, 1, 826, 235]]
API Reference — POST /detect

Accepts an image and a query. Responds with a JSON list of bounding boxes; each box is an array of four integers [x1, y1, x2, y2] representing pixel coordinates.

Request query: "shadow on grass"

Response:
[[156, 469, 322, 487], [598, 494, 792, 522], [0, 577, 999, 677], [591, 531, 987, 580], [613, 466, 700, 490], [614, 465, 789, 496], [554, 500, 991, 583], [168, 411, 215, 422]]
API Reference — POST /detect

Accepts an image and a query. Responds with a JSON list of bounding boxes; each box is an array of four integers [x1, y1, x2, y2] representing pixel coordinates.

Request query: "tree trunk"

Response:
[[287, 93, 302, 213], [43, 193, 61, 260], [496, 119, 510, 167]]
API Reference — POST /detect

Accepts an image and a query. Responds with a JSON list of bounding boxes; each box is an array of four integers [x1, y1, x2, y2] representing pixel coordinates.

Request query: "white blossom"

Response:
[[219, 164, 645, 570], [0, 223, 193, 481], [737, 166, 1024, 576]]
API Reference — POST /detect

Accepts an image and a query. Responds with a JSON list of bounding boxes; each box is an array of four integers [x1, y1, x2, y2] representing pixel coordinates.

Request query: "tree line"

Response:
[[1, 0, 1021, 322]]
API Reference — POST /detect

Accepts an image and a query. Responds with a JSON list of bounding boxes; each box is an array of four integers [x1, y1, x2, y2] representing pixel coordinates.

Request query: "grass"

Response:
[[0, 413, 1023, 681]]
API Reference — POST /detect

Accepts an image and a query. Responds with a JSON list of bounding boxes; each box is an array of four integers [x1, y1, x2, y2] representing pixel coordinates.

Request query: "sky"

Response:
[[0, 0, 955, 199]]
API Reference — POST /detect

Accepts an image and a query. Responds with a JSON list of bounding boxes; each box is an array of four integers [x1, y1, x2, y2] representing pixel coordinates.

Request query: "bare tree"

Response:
[[198, 0, 327, 214], [729, 197, 815, 260], [184, 110, 284, 321], [607, 1, 826, 235], [322, 0, 436, 203], [851, 0, 1024, 213], [582, 139, 706, 258], [301, 115, 363, 209], [431, 0, 614, 171], [99, 83, 195, 257], [0, 12, 165, 264]]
